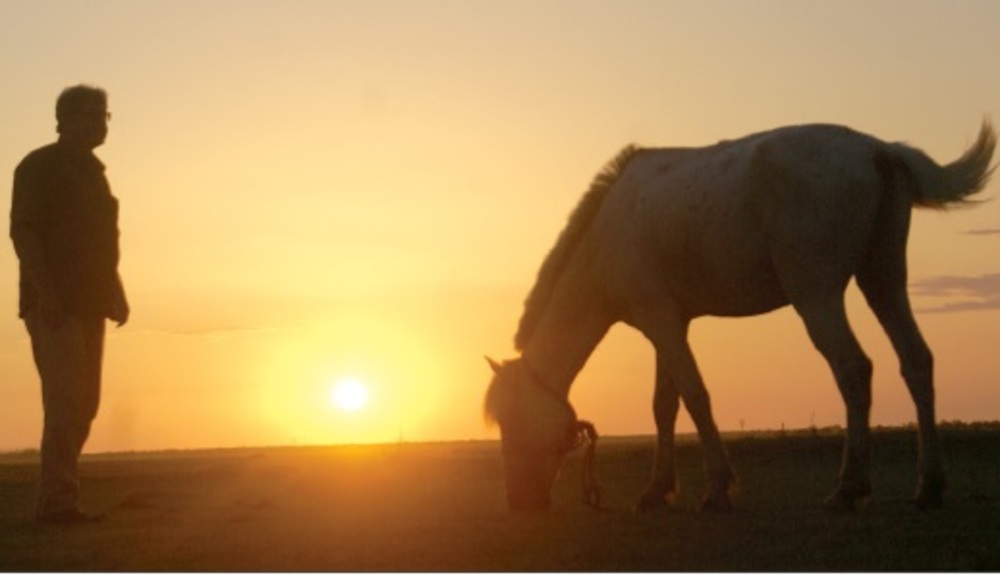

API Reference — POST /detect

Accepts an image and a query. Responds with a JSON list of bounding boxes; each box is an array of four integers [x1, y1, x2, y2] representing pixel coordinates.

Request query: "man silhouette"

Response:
[[10, 85, 129, 524]]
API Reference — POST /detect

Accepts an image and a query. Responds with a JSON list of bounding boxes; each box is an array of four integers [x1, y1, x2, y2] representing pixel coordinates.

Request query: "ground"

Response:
[[1, 424, 998, 571]]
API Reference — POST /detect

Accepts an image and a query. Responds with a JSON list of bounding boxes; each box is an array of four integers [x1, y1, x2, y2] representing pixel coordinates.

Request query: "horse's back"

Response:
[[594, 124, 890, 318]]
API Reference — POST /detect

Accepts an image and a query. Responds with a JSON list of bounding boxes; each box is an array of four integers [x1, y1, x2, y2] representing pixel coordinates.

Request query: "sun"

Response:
[[330, 378, 370, 412]]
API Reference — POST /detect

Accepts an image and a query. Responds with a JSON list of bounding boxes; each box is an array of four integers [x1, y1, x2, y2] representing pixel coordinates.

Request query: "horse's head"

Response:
[[483, 357, 579, 511]]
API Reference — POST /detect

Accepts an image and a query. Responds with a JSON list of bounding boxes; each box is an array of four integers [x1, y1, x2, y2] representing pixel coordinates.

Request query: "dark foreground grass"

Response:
[[1, 424, 998, 571]]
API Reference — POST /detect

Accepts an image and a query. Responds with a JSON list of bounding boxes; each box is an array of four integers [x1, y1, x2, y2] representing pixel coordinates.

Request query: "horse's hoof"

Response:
[[913, 493, 943, 511], [913, 482, 946, 510], [823, 492, 858, 512], [699, 494, 733, 513], [697, 470, 737, 512], [635, 490, 676, 513], [913, 473, 947, 511], [823, 486, 870, 512]]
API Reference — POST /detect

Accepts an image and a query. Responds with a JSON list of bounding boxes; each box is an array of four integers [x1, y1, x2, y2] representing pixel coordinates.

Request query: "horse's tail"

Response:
[[884, 119, 996, 209]]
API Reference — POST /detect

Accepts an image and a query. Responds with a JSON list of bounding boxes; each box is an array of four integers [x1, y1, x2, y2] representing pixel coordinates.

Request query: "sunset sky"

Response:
[[1, 0, 998, 453]]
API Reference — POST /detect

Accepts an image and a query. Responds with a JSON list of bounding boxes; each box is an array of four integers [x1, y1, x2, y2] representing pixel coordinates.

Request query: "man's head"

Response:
[[56, 85, 109, 150]]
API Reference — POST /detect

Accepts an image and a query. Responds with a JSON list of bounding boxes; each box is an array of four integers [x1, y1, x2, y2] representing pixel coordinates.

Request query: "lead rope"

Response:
[[572, 420, 603, 509], [518, 359, 604, 509]]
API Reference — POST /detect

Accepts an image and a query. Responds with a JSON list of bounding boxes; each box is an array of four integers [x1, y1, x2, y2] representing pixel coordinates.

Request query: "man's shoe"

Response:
[[37, 508, 107, 525]]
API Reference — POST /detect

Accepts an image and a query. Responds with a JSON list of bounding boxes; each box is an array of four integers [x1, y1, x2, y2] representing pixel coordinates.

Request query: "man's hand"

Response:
[[109, 274, 130, 327], [109, 295, 130, 327]]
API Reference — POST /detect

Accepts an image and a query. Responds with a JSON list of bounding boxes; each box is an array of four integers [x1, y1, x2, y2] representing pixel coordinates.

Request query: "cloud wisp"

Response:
[[911, 273, 1000, 313], [964, 228, 1000, 236]]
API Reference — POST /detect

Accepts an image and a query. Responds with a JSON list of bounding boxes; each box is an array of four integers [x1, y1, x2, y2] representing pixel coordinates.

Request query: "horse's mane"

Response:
[[514, 144, 641, 351]]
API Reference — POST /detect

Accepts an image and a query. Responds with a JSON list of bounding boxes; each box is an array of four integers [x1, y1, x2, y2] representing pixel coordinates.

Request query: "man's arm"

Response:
[[10, 161, 64, 325], [109, 272, 129, 327]]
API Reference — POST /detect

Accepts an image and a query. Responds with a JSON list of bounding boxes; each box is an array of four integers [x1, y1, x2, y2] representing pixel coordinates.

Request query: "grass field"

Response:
[[1, 424, 998, 571]]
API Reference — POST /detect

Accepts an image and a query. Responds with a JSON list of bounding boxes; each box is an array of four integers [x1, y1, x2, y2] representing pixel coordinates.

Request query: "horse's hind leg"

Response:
[[637, 355, 681, 511], [858, 258, 945, 509], [792, 295, 874, 510]]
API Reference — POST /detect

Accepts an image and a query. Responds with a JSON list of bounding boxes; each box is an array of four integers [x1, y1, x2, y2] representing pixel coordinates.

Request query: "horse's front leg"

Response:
[[639, 313, 737, 512], [637, 355, 681, 511]]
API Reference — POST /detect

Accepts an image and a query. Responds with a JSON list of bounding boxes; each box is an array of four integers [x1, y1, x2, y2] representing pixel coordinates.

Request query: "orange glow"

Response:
[[1, 2, 999, 453], [257, 311, 447, 446]]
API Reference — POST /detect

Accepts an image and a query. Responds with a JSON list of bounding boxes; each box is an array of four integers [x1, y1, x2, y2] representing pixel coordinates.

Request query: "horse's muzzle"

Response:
[[502, 450, 559, 511]]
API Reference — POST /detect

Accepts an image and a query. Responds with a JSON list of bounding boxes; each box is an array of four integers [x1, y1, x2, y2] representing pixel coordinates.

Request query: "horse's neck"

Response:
[[520, 273, 613, 398]]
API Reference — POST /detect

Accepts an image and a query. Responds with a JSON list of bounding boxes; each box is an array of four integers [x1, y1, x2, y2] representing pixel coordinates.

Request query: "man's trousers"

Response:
[[24, 313, 105, 518]]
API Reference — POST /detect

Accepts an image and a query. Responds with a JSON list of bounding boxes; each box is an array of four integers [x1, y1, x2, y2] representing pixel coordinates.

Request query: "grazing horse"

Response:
[[484, 120, 995, 512]]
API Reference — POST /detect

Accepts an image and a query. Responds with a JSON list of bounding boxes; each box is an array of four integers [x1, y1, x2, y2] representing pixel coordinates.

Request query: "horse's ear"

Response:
[[485, 356, 503, 374]]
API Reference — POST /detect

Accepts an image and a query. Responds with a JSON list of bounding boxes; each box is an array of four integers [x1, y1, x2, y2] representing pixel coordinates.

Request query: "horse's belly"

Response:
[[598, 221, 789, 320], [666, 243, 790, 318], [649, 186, 788, 317], [682, 274, 789, 318]]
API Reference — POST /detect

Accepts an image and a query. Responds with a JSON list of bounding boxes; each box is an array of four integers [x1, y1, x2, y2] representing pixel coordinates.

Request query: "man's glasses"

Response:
[[72, 108, 111, 122]]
